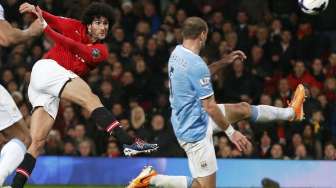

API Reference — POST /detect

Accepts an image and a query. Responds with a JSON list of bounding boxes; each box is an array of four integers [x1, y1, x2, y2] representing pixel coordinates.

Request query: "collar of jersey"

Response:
[[179, 45, 196, 55]]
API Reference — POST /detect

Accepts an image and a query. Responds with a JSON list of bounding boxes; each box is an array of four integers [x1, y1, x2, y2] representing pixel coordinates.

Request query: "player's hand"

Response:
[[228, 131, 251, 152], [19, 2, 37, 15], [26, 6, 46, 37], [27, 19, 43, 37], [35, 6, 47, 29], [35, 6, 44, 22], [220, 50, 247, 65]]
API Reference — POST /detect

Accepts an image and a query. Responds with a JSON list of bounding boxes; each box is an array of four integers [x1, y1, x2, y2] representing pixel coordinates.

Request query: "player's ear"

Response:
[[87, 24, 92, 34], [200, 31, 206, 41]]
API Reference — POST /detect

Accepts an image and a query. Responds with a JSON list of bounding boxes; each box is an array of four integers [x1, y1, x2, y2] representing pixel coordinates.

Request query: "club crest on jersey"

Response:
[[92, 48, 101, 59], [200, 160, 208, 169], [200, 77, 210, 86]]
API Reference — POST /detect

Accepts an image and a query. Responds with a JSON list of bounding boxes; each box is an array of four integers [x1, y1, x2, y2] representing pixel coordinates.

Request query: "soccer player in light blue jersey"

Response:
[[129, 17, 306, 188]]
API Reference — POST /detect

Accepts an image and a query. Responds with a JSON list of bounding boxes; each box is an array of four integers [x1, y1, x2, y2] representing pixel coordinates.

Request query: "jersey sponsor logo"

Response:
[[200, 76, 210, 86], [91, 48, 101, 59]]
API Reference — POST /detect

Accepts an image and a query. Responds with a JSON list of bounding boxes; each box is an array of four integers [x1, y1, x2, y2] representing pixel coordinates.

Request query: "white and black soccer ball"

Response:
[[298, 0, 329, 15]]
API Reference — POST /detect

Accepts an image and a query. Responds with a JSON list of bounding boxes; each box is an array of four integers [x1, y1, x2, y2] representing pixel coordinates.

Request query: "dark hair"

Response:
[[181, 17, 208, 39], [81, 2, 114, 28]]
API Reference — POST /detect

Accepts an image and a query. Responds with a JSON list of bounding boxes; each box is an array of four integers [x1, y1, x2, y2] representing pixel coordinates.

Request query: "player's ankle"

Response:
[[90, 107, 119, 131]]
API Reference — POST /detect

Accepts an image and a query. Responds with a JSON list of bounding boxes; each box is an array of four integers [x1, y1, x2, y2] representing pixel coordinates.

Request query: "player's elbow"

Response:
[[0, 37, 11, 47], [203, 100, 217, 116]]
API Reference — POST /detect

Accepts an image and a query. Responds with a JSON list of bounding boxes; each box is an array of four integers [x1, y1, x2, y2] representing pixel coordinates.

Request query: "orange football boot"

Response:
[[288, 84, 306, 121], [127, 166, 157, 188]]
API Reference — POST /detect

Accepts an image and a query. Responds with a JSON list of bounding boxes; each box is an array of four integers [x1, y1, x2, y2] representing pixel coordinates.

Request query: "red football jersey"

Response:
[[42, 11, 109, 76]]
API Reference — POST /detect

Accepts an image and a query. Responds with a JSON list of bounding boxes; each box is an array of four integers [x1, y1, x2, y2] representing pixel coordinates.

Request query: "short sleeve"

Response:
[[188, 60, 214, 99], [0, 5, 5, 20]]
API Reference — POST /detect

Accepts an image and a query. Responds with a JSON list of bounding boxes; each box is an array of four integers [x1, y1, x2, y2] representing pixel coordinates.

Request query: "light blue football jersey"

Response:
[[168, 45, 214, 142]]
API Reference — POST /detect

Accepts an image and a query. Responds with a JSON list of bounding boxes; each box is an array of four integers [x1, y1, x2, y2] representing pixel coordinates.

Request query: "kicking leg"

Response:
[[223, 102, 294, 123], [60, 77, 158, 155], [11, 107, 54, 188], [128, 166, 215, 188], [223, 84, 306, 124], [0, 120, 31, 186], [127, 166, 196, 188], [60, 77, 133, 144]]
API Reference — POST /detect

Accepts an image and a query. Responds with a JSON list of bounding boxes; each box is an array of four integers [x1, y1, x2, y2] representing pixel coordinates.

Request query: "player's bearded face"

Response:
[[88, 17, 109, 41]]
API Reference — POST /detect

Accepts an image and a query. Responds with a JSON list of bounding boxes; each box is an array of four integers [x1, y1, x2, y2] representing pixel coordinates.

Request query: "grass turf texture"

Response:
[[26, 185, 124, 188]]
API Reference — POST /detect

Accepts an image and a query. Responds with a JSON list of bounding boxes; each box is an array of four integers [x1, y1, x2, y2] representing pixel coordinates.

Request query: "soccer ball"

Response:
[[298, 0, 329, 15]]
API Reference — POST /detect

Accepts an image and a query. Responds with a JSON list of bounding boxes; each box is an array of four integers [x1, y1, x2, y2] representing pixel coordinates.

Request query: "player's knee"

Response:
[[239, 102, 251, 119]]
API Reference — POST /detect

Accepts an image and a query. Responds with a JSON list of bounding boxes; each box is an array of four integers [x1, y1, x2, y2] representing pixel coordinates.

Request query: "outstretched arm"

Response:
[[208, 50, 246, 75], [0, 19, 42, 47], [42, 10, 80, 33], [0, 21, 28, 46], [0, 3, 42, 46], [19, 3, 79, 33]]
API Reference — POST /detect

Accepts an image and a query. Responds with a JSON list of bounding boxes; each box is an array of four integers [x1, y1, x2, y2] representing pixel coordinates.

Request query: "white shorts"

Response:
[[178, 104, 225, 178], [0, 5, 5, 20], [28, 59, 78, 119], [0, 85, 22, 131]]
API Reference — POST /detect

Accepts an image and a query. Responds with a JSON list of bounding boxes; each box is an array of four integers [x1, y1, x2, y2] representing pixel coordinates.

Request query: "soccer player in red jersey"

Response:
[[10, 3, 158, 188]]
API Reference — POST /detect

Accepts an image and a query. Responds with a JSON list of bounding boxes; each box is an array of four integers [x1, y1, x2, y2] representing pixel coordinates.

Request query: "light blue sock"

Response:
[[250, 105, 259, 122], [250, 105, 294, 123], [150, 174, 191, 188]]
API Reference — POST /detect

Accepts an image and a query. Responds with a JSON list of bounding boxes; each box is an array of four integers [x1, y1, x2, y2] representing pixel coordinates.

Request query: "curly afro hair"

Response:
[[81, 2, 114, 28]]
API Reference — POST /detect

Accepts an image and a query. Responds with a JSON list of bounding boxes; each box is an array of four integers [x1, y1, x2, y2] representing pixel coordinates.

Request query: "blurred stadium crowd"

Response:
[[1, 0, 336, 160]]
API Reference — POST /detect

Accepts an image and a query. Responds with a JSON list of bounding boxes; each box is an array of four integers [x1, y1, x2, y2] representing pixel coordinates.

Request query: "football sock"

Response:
[[11, 153, 36, 188], [0, 138, 26, 186], [90, 107, 133, 144], [150, 175, 193, 188], [250, 105, 294, 122]]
